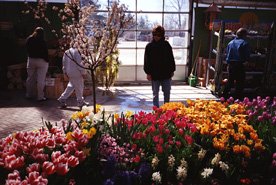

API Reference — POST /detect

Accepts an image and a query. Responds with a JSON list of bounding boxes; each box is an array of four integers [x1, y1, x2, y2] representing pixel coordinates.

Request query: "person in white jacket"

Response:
[[57, 47, 89, 108]]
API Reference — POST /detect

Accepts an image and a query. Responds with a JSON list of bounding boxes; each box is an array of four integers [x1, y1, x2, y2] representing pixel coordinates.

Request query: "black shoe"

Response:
[[78, 101, 89, 109], [38, 97, 47, 102], [58, 99, 67, 108]]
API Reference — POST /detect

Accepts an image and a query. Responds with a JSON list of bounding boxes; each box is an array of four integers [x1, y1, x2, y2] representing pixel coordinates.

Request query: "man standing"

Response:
[[223, 28, 250, 99], [58, 47, 89, 109], [144, 25, 176, 107], [26, 27, 49, 101]]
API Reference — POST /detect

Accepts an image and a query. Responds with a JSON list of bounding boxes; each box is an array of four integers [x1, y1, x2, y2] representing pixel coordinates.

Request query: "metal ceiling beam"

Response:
[[196, 0, 276, 8]]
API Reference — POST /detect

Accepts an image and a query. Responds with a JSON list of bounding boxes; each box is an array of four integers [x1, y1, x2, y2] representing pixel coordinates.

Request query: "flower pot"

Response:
[[188, 75, 197, 87]]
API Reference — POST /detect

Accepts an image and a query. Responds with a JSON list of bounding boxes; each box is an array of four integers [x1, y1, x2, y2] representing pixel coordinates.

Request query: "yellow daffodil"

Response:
[[125, 110, 133, 118], [66, 132, 73, 140]]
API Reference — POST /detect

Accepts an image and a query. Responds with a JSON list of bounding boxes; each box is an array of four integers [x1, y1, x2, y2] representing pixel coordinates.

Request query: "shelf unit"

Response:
[[206, 21, 276, 96]]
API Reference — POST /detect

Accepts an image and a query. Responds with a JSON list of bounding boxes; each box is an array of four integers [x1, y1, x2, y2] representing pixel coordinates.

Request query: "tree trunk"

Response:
[[90, 69, 97, 114]]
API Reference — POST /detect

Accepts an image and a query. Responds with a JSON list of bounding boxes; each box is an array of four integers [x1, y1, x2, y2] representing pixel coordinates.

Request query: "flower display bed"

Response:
[[0, 97, 275, 185]]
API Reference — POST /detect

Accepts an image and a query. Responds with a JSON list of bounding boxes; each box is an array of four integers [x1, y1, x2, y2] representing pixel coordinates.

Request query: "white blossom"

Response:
[[211, 153, 221, 166], [176, 166, 187, 181], [197, 148, 207, 160], [152, 172, 162, 184], [167, 154, 175, 170], [151, 155, 159, 170], [180, 158, 188, 168], [219, 161, 229, 172], [201, 168, 213, 179]]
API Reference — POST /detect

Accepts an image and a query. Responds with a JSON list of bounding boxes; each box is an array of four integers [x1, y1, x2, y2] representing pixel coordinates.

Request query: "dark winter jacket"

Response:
[[144, 38, 176, 80], [26, 36, 49, 62]]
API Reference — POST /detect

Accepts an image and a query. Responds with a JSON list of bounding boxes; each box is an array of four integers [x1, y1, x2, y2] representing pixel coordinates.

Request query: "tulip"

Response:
[[272, 160, 276, 168], [273, 152, 276, 159], [68, 156, 79, 167], [26, 163, 40, 174], [42, 161, 56, 175], [55, 163, 69, 176], [7, 170, 20, 180]]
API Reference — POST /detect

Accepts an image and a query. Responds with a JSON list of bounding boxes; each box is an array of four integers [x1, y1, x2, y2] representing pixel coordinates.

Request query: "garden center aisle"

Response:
[[0, 85, 218, 138]]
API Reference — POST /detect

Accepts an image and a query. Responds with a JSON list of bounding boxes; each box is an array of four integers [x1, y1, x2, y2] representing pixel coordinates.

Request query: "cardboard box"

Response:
[[45, 77, 64, 99]]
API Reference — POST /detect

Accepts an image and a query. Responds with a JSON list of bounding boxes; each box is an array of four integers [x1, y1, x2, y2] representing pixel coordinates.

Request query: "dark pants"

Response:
[[152, 79, 171, 107], [223, 61, 245, 99]]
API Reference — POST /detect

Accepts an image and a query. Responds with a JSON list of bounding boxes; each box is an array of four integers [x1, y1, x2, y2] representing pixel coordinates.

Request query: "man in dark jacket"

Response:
[[223, 27, 250, 99], [144, 25, 176, 107], [26, 27, 49, 101]]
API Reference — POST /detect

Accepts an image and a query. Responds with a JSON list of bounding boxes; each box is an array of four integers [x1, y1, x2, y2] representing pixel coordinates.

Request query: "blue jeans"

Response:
[[152, 79, 171, 107]]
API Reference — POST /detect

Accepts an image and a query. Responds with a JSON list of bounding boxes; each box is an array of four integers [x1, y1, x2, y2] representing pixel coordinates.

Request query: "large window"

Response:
[[96, 0, 190, 66]]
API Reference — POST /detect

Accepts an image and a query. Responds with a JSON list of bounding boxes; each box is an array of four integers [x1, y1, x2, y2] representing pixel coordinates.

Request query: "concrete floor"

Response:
[[0, 85, 218, 139]]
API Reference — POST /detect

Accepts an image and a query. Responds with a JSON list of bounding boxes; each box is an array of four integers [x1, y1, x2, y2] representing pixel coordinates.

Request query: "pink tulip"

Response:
[[0, 158, 4, 167], [5, 155, 25, 169], [55, 134, 67, 144], [5, 179, 21, 185], [26, 163, 40, 174], [55, 163, 69, 175], [68, 156, 79, 167], [45, 138, 55, 149], [7, 170, 20, 180], [75, 150, 86, 162], [27, 171, 40, 182], [273, 152, 276, 159], [178, 128, 184, 135], [51, 151, 61, 162], [272, 160, 276, 168], [32, 153, 48, 163], [27, 171, 48, 184], [42, 161, 56, 175], [69, 179, 76, 185]]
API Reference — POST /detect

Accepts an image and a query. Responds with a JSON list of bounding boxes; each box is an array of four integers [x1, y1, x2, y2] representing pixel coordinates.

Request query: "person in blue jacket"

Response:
[[223, 27, 250, 99], [144, 25, 176, 107]]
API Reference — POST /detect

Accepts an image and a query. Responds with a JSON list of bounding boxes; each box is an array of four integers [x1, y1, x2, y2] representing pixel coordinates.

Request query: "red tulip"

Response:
[[133, 155, 140, 163], [156, 144, 163, 154], [184, 135, 193, 145]]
